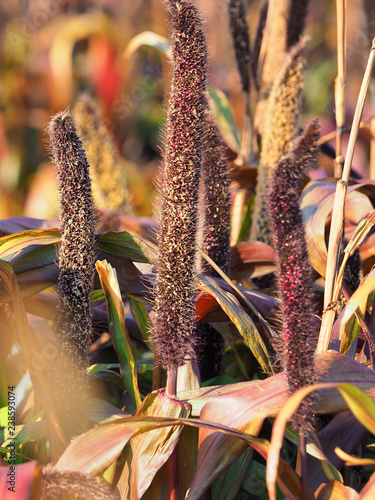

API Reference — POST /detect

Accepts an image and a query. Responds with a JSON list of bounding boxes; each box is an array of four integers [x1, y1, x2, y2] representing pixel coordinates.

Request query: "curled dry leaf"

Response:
[[230, 241, 276, 279], [315, 480, 359, 500], [301, 180, 375, 277], [334, 447, 375, 466]]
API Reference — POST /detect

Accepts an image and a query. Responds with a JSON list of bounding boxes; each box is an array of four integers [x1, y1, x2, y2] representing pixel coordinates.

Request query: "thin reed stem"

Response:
[[334, 0, 347, 177], [370, 115, 375, 179], [299, 432, 309, 500], [317, 39, 375, 355]]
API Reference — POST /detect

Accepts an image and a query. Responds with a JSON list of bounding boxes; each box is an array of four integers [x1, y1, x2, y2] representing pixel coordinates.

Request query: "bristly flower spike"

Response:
[[251, 39, 306, 246], [74, 94, 132, 214], [228, 0, 252, 94], [198, 110, 231, 381], [48, 110, 96, 430], [153, 0, 208, 394], [201, 111, 231, 276], [286, 0, 310, 48], [268, 119, 320, 433]]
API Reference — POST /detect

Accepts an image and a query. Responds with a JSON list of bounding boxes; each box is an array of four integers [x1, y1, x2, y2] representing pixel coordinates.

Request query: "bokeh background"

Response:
[[0, 0, 374, 221]]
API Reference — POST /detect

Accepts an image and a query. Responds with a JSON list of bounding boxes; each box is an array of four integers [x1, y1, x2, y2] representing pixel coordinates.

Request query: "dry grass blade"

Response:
[[317, 38, 375, 355]]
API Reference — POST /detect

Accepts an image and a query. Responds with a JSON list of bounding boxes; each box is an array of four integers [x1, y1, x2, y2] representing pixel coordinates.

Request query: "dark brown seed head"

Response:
[[198, 110, 232, 381], [153, 0, 208, 370], [286, 0, 310, 48], [268, 119, 320, 433], [228, 0, 252, 93], [48, 111, 96, 431]]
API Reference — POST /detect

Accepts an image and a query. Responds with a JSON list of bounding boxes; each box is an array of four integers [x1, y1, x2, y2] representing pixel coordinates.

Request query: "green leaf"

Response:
[[128, 296, 152, 346], [337, 383, 375, 435], [0, 230, 60, 261], [208, 85, 241, 153], [320, 460, 344, 484], [96, 260, 142, 410], [340, 267, 375, 342], [212, 448, 253, 500], [0, 407, 8, 428], [1, 421, 47, 447], [198, 275, 272, 375], [87, 363, 120, 376], [241, 460, 284, 500], [0, 353, 7, 408], [97, 231, 153, 263]]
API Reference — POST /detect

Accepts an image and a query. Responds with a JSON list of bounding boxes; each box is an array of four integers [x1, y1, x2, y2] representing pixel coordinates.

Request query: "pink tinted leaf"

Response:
[[186, 373, 300, 499], [230, 241, 276, 279], [301, 180, 375, 277], [0, 216, 58, 236], [56, 412, 265, 476], [359, 470, 375, 498], [117, 390, 191, 499], [0, 461, 42, 500]]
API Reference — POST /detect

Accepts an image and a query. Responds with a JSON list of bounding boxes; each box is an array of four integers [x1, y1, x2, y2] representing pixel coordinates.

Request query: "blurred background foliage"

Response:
[[0, 0, 374, 221]]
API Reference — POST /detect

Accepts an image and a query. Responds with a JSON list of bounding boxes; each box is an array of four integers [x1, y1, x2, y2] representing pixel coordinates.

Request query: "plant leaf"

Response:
[[116, 390, 191, 500], [0, 261, 67, 459], [212, 448, 253, 500], [0, 229, 60, 261], [336, 383, 375, 435], [267, 379, 375, 500], [301, 180, 375, 277], [230, 241, 276, 280], [334, 447, 375, 466], [198, 275, 272, 374], [208, 85, 241, 153], [0, 461, 42, 500], [315, 480, 359, 500], [128, 296, 152, 347], [344, 208, 375, 257], [359, 470, 375, 498], [340, 267, 375, 342], [97, 231, 153, 263], [124, 30, 171, 58], [56, 414, 267, 476], [96, 260, 142, 409]]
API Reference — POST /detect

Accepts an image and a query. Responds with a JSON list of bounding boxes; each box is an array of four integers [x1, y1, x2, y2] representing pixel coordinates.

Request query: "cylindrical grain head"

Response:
[[228, 0, 252, 93], [153, 0, 208, 370], [268, 119, 320, 433], [74, 94, 132, 214], [48, 110, 96, 432], [251, 40, 306, 245]]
